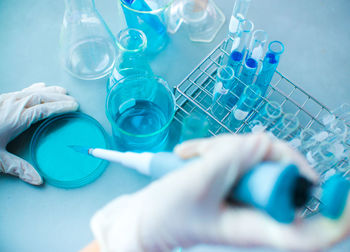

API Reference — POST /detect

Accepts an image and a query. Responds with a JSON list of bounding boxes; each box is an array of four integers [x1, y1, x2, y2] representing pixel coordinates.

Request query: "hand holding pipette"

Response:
[[84, 133, 350, 252]]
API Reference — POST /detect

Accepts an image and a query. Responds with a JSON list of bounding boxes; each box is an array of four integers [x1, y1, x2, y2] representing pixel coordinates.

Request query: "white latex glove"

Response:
[[0, 82, 79, 185], [90, 133, 350, 252]]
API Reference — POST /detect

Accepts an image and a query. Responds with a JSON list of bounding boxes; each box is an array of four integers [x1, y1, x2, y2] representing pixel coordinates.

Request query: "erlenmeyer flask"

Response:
[[60, 0, 117, 80], [107, 28, 153, 90]]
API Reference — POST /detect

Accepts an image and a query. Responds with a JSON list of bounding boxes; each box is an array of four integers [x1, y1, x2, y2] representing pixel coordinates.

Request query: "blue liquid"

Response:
[[114, 100, 169, 151]]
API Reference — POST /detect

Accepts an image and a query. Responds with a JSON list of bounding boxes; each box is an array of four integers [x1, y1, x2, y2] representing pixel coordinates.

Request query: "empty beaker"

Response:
[[107, 28, 152, 91], [60, 0, 117, 80]]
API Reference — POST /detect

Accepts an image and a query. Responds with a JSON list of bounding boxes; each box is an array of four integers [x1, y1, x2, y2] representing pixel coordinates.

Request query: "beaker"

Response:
[[118, 0, 171, 54], [106, 75, 176, 152], [107, 28, 152, 91], [60, 0, 117, 80]]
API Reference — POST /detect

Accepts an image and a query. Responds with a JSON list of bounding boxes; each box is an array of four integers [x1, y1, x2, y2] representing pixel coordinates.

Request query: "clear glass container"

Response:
[[60, 0, 117, 80], [118, 0, 172, 54], [107, 28, 152, 91]]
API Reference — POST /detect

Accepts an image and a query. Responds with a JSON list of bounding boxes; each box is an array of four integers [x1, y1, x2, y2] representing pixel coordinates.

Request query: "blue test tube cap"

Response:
[[321, 175, 350, 219], [230, 51, 244, 62], [246, 58, 258, 68]]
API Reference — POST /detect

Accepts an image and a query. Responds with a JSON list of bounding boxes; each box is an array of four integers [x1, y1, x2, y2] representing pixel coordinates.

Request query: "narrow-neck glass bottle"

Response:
[[107, 28, 152, 91], [60, 0, 117, 80]]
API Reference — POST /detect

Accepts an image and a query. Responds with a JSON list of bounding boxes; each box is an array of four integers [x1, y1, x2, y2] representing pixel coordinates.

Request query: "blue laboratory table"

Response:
[[1, 0, 350, 251]]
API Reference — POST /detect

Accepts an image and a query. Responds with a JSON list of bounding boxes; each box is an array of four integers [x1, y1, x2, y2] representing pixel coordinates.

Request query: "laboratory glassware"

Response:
[[270, 113, 300, 140], [60, 0, 117, 80], [118, 0, 171, 54], [228, 19, 254, 74], [255, 41, 285, 96], [239, 30, 268, 86], [253, 101, 282, 129], [223, 0, 252, 55], [173, 37, 350, 217], [180, 113, 209, 142], [229, 85, 262, 130], [298, 128, 317, 154], [106, 75, 176, 152], [211, 65, 236, 119], [168, 0, 225, 43], [243, 119, 266, 133], [107, 28, 152, 91], [30, 112, 110, 188]]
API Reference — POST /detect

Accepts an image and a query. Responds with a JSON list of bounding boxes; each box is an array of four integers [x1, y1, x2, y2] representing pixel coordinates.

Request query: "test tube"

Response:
[[228, 19, 254, 75], [239, 30, 268, 86], [180, 113, 209, 142], [253, 101, 282, 129], [255, 41, 285, 96], [307, 142, 338, 173], [243, 119, 266, 133], [211, 65, 236, 119], [222, 0, 252, 61], [298, 128, 317, 154], [270, 113, 300, 140], [228, 0, 252, 37], [229, 85, 262, 130]]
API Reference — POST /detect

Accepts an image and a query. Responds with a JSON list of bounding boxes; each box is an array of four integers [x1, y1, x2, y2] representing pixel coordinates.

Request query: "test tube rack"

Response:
[[173, 36, 350, 218]]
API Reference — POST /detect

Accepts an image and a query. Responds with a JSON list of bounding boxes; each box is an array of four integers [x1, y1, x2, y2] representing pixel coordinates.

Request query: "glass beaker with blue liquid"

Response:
[[118, 0, 171, 54], [107, 28, 152, 91], [106, 75, 176, 152]]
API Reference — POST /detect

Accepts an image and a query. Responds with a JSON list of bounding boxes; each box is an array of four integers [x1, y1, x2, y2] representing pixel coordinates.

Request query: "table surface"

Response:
[[1, 0, 350, 251]]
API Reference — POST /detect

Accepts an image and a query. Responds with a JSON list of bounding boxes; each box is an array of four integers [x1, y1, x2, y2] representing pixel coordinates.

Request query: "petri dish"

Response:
[[30, 112, 110, 188]]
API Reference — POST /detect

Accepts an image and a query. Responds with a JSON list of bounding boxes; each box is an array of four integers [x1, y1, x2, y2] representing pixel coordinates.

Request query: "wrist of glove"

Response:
[[91, 133, 350, 252], [0, 82, 79, 185]]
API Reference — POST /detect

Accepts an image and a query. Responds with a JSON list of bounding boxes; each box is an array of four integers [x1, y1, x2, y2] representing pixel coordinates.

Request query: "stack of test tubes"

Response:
[[174, 0, 350, 217]]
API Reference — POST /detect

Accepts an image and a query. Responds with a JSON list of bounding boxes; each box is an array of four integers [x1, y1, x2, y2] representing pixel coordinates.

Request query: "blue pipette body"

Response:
[[148, 152, 349, 223]]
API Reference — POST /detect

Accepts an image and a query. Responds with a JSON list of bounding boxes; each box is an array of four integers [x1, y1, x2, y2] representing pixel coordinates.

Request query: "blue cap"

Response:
[[321, 175, 350, 219]]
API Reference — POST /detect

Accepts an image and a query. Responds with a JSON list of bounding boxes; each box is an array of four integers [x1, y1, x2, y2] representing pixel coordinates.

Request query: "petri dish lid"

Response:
[[30, 112, 110, 188]]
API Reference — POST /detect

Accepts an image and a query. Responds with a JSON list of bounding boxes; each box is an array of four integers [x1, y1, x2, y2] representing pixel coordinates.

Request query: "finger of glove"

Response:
[[20, 92, 76, 108], [174, 134, 237, 159], [21, 82, 46, 92], [0, 151, 42, 185], [23, 100, 79, 123], [216, 199, 350, 251]]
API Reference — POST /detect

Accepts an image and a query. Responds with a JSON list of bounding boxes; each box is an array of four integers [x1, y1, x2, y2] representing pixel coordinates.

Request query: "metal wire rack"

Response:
[[173, 37, 350, 218]]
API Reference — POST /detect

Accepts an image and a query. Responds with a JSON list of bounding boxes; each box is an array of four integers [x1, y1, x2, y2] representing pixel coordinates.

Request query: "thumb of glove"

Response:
[[0, 150, 42, 185]]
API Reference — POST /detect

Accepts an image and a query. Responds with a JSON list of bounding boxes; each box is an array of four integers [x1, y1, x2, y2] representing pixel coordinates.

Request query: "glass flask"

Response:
[[60, 0, 117, 80], [169, 0, 225, 43], [107, 28, 152, 91], [118, 0, 171, 54]]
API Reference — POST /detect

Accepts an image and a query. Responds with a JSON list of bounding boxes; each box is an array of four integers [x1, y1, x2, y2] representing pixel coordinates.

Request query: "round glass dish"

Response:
[[30, 112, 110, 188]]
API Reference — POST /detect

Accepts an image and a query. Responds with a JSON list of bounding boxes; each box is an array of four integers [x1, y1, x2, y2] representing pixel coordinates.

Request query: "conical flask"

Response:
[[107, 28, 153, 91], [60, 0, 117, 80]]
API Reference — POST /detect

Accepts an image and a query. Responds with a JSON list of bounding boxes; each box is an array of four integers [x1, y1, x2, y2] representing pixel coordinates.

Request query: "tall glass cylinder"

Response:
[[107, 28, 152, 91], [60, 0, 117, 80], [239, 30, 268, 86], [256, 41, 285, 96], [229, 85, 262, 130]]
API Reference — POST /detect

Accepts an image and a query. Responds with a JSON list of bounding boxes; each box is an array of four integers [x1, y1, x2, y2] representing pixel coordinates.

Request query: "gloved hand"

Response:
[[0, 82, 79, 185], [90, 133, 350, 252]]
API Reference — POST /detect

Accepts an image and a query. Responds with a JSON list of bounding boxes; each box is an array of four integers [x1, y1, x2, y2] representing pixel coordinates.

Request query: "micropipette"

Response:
[[69, 145, 350, 223]]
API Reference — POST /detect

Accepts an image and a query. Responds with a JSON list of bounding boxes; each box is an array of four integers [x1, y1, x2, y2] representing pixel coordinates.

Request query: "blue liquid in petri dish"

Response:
[[31, 113, 109, 188], [113, 99, 168, 151]]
